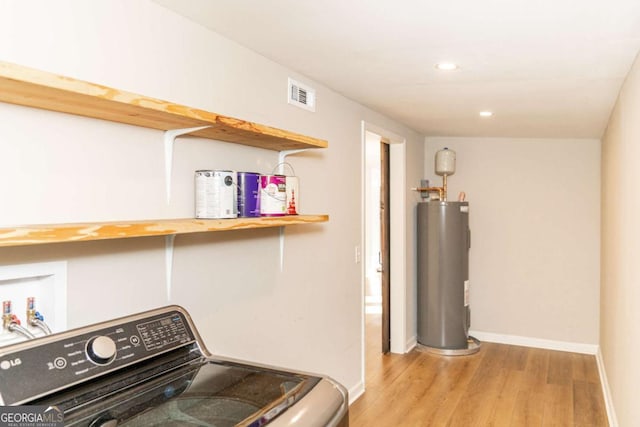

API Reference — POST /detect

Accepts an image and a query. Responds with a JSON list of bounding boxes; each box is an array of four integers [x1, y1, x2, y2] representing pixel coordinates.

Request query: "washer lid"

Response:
[[60, 359, 320, 426]]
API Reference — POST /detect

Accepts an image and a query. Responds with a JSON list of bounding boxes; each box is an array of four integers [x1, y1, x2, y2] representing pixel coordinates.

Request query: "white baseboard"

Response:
[[405, 335, 417, 353], [596, 348, 618, 427], [468, 330, 598, 355], [348, 381, 365, 405]]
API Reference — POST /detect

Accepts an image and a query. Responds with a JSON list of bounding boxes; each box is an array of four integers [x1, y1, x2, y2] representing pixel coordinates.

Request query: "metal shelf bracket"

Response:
[[277, 149, 308, 173], [163, 126, 212, 204], [277, 149, 309, 270]]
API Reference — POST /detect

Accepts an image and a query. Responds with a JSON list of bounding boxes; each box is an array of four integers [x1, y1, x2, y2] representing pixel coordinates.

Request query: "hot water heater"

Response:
[[416, 148, 479, 355]]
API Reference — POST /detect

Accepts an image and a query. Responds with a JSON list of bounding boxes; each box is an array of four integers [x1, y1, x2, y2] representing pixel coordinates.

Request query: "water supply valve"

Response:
[[3, 300, 13, 330], [26, 296, 52, 335], [27, 296, 37, 324]]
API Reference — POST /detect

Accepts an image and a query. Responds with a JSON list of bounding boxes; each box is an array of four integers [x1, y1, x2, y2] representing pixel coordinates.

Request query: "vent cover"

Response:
[[288, 78, 316, 112]]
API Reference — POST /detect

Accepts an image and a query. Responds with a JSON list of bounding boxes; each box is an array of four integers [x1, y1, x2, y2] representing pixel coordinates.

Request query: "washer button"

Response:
[[54, 357, 67, 369]]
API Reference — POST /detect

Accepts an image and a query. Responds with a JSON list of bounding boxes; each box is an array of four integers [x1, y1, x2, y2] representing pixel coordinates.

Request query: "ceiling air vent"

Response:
[[288, 78, 316, 112]]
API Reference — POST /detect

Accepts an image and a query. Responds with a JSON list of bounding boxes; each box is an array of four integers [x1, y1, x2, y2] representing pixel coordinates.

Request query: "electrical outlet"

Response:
[[0, 262, 67, 347], [355, 246, 361, 264]]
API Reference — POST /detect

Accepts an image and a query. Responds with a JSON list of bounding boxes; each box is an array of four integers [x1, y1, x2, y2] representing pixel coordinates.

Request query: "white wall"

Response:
[[601, 52, 640, 427], [424, 137, 601, 347], [0, 0, 424, 395]]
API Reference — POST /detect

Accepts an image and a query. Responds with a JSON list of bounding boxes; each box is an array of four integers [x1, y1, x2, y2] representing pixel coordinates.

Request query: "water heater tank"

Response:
[[435, 148, 456, 176]]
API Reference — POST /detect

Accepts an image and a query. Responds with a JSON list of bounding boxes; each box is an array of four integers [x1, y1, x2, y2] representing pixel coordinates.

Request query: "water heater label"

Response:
[[464, 280, 470, 306], [460, 205, 469, 213]]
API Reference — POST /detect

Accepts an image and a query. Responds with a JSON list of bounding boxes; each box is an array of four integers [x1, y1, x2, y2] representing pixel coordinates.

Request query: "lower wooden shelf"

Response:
[[0, 215, 329, 247]]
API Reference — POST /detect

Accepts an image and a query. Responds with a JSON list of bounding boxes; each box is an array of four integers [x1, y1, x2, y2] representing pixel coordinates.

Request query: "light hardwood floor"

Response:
[[349, 314, 608, 427]]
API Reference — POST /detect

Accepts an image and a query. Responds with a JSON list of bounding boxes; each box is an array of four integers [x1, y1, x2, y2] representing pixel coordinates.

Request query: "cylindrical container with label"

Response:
[[195, 170, 237, 219], [237, 172, 261, 217], [260, 175, 287, 216], [285, 175, 299, 215]]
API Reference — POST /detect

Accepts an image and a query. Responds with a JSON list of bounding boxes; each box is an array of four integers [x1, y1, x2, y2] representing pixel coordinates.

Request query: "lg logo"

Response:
[[0, 358, 21, 370]]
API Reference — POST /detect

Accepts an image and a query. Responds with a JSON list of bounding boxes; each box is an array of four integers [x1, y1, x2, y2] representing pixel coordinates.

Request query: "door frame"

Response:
[[360, 121, 407, 364]]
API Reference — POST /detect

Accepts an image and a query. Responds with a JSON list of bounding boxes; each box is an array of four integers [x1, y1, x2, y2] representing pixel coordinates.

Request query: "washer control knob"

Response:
[[86, 336, 117, 365]]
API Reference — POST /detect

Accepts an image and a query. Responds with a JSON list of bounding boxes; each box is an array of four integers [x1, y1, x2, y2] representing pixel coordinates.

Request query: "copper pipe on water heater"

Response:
[[414, 186, 444, 200], [442, 174, 448, 201], [414, 174, 448, 201]]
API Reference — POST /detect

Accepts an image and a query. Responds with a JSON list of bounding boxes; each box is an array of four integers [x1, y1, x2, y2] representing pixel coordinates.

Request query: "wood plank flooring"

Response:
[[349, 314, 607, 427]]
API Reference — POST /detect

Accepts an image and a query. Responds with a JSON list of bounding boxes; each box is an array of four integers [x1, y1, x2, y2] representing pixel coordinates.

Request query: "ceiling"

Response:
[[155, 0, 640, 139]]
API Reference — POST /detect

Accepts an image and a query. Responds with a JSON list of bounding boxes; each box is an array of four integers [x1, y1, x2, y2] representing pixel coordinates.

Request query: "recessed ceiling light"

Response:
[[435, 63, 458, 71], [479, 111, 493, 117]]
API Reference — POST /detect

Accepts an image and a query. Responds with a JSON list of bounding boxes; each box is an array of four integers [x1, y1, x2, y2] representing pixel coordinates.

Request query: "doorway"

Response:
[[361, 122, 407, 354], [364, 132, 390, 353], [359, 122, 407, 399], [363, 124, 408, 357]]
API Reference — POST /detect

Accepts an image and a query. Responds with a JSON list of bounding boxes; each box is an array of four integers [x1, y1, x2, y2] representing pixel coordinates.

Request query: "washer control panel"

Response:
[[0, 307, 197, 405]]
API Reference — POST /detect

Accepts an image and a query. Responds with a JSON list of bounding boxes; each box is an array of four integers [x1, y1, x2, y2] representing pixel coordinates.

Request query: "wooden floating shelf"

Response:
[[0, 61, 328, 151], [0, 62, 329, 249], [0, 215, 329, 247]]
